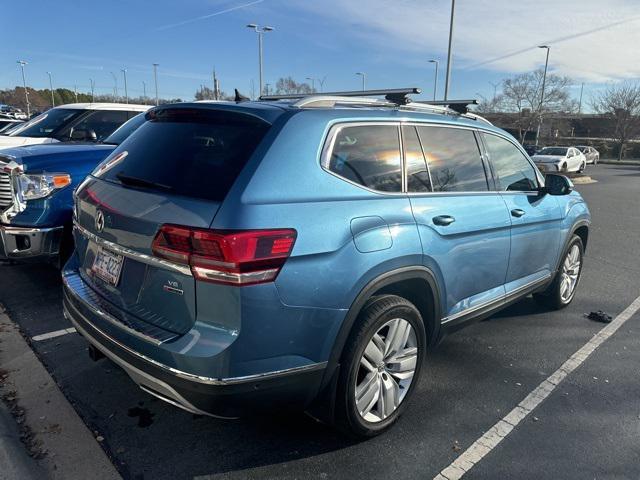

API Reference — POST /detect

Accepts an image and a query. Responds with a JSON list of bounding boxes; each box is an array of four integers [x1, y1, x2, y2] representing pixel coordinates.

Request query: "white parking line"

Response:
[[32, 327, 77, 342], [435, 294, 640, 480]]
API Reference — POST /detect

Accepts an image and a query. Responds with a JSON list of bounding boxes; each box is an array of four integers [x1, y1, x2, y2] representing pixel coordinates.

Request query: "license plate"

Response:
[[91, 246, 124, 286]]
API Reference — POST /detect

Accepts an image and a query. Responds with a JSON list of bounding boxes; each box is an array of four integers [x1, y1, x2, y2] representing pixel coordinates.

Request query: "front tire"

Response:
[[335, 295, 426, 437], [533, 235, 584, 310]]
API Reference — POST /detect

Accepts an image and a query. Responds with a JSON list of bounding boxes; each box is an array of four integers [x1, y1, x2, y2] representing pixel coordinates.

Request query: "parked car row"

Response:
[[0, 92, 591, 437], [527, 144, 600, 173]]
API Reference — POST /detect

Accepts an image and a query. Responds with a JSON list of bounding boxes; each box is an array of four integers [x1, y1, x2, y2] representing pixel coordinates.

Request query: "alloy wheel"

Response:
[[354, 318, 418, 423], [560, 244, 581, 302]]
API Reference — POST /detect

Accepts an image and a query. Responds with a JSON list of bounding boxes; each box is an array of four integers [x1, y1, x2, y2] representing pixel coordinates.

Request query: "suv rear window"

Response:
[[100, 108, 270, 201]]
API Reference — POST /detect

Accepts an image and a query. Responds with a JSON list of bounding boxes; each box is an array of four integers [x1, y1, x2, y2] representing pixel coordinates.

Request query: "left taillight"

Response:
[[151, 225, 297, 286]]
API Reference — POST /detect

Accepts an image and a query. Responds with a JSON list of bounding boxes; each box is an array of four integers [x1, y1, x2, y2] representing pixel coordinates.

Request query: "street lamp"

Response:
[[306, 77, 316, 92], [535, 45, 551, 146], [142, 81, 147, 103], [356, 72, 366, 91], [89, 79, 95, 103], [428, 59, 439, 101], [152, 63, 160, 105], [121, 68, 128, 104], [47, 71, 55, 107], [110, 71, 118, 99], [246, 24, 274, 97], [16, 60, 30, 117], [444, 0, 456, 101]]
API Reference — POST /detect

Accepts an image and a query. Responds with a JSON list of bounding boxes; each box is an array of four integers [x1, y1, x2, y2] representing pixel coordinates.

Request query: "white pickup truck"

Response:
[[0, 103, 150, 149]]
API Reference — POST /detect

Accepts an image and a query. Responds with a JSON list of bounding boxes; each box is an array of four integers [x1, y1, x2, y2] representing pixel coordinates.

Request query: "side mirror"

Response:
[[542, 174, 573, 196], [70, 129, 97, 142]]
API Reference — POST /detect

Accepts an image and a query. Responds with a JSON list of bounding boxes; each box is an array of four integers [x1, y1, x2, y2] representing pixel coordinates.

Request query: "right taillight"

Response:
[[151, 225, 297, 286]]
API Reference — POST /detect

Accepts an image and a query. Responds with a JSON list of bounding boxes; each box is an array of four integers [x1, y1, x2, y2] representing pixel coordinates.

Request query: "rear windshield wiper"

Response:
[[116, 173, 173, 192]]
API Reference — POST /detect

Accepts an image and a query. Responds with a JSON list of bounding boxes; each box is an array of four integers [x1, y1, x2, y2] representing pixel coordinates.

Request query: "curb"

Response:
[[571, 176, 597, 185], [0, 401, 45, 480], [0, 309, 121, 480], [599, 160, 640, 166]]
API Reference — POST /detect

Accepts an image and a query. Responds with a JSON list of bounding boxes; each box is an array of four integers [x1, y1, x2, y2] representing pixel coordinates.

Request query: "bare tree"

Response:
[[498, 69, 574, 143], [591, 82, 640, 160], [274, 77, 315, 95]]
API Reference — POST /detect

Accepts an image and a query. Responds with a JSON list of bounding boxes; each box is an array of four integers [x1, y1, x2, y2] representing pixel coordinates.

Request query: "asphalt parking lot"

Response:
[[1, 163, 639, 479]]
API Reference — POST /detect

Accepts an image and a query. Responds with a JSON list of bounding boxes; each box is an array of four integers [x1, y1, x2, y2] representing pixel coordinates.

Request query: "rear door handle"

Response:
[[511, 209, 526, 218], [432, 215, 456, 226]]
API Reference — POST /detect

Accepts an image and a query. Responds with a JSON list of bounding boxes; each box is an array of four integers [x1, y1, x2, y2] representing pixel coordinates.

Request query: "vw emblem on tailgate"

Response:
[[95, 210, 105, 233]]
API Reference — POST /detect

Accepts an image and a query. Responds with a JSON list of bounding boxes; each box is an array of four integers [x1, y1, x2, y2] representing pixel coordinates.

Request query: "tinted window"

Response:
[[101, 108, 270, 201], [103, 113, 146, 145], [56, 110, 130, 142], [402, 125, 431, 192], [484, 134, 538, 192], [8, 109, 84, 138], [326, 125, 401, 192], [538, 147, 568, 156], [417, 126, 488, 192]]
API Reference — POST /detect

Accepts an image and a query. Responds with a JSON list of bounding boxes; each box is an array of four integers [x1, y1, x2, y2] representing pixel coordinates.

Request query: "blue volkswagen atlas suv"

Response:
[[62, 89, 590, 437]]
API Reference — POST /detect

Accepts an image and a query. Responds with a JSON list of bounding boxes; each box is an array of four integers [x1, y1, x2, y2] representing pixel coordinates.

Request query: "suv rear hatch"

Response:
[[74, 106, 271, 336]]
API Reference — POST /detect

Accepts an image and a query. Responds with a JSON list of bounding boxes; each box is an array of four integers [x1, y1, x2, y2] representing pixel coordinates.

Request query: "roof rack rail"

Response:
[[414, 99, 478, 114], [260, 87, 421, 105]]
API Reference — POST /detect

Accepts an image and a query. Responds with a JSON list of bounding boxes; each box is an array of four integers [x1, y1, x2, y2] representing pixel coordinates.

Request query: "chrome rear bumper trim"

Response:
[[63, 285, 327, 386]]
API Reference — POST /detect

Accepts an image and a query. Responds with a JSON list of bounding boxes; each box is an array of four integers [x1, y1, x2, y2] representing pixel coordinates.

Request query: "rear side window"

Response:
[[100, 108, 270, 201], [325, 125, 402, 192], [483, 133, 539, 192], [402, 125, 431, 192], [417, 126, 488, 192]]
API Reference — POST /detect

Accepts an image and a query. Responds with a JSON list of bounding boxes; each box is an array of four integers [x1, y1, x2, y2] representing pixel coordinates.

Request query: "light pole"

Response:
[[578, 82, 584, 114], [535, 45, 550, 147], [121, 68, 128, 104], [142, 81, 147, 103], [428, 59, 439, 101], [246, 24, 274, 97], [356, 72, 366, 91], [444, 0, 456, 101], [47, 71, 55, 107], [17, 60, 30, 117], [74, 85, 78, 103], [110, 71, 118, 99], [306, 77, 316, 92], [153, 63, 159, 105], [89, 79, 95, 102]]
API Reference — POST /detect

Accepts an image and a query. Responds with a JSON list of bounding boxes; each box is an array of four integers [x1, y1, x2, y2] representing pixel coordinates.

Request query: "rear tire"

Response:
[[533, 235, 584, 310], [334, 295, 426, 438]]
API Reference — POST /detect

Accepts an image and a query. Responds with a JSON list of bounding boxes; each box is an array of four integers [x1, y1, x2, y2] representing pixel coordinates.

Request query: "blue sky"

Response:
[[3, 0, 639, 104]]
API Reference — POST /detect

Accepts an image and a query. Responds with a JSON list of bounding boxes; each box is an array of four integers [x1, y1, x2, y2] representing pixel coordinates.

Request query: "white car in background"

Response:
[[0, 103, 150, 150], [532, 146, 587, 174]]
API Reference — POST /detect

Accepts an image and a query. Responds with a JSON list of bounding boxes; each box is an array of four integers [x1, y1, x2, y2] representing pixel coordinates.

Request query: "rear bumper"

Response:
[[62, 270, 327, 418], [0, 224, 63, 260]]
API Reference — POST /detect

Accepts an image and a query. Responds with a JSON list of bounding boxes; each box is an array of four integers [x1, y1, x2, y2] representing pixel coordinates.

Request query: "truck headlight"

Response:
[[17, 173, 71, 201]]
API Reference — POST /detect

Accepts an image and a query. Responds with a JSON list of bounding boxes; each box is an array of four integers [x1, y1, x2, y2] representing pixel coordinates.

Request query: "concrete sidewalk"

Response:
[[0, 307, 120, 480], [0, 401, 44, 480]]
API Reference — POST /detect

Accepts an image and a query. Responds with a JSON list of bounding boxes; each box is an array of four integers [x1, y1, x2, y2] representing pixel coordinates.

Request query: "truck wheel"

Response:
[[533, 235, 584, 310], [334, 295, 426, 437]]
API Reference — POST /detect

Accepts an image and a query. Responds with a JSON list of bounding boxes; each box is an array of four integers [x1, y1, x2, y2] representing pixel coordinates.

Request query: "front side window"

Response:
[[483, 133, 539, 192], [325, 125, 402, 192], [57, 110, 130, 142], [417, 126, 488, 192]]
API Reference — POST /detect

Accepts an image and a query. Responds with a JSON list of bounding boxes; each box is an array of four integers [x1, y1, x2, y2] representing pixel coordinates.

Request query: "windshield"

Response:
[[538, 147, 568, 156], [102, 113, 147, 145], [0, 121, 20, 134], [8, 108, 84, 138], [575, 146, 588, 152]]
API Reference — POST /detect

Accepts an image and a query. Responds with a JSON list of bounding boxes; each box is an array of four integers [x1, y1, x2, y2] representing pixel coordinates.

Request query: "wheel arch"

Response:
[[319, 266, 442, 394]]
